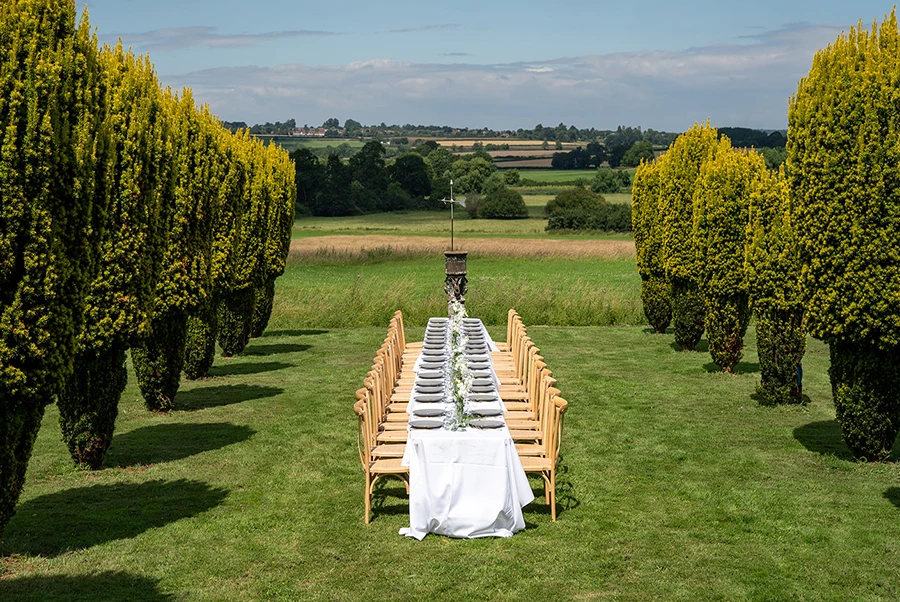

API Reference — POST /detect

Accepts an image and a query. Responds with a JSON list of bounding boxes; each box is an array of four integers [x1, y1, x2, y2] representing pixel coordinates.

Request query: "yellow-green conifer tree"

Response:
[[788, 11, 900, 459], [693, 141, 766, 372], [0, 0, 101, 532], [632, 156, 671, 333], [746, 167, 806, 404], [57, 44, 169, 468], [659, 122, 720, 350]]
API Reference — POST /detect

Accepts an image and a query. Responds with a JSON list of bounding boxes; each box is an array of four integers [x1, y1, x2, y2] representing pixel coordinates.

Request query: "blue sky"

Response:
[[81, 0, 895, 131]]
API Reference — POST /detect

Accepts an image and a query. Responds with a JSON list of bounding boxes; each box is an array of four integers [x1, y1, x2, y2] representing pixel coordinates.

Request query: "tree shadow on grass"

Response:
[[0, 572, 174, 602], [175, 384, 283, 411], [0, 480, 228, 557], [793, 420, 855, 461], [750, 393, 811, 406], [208, 361, 292, 377], [261, 329, 329, 338], [670, 340, 709, 353], [106, 423, 255, 467], [242, 343, 311, 356], [884, 488, 900, 509], [704, 361, 760, 375]]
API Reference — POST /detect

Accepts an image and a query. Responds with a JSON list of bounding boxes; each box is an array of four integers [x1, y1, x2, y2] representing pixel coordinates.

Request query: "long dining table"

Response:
[[399, 317, 534, 540]]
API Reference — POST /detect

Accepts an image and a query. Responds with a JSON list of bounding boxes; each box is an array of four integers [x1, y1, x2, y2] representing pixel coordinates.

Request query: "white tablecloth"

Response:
[[400, 428, 534, 540], [400, 317, 534, 540]]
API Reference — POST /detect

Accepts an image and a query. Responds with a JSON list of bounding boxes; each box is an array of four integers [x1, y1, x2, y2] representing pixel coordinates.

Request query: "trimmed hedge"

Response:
[[788, 12, 900, 457]]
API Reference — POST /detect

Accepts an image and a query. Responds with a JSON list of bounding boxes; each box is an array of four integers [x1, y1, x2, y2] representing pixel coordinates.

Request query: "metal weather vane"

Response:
[[439, 179, 466, 251]]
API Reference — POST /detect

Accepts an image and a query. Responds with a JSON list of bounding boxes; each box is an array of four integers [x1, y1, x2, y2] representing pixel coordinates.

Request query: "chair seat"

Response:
[[509, 429, 541, 441], [504, 402, 531, 411], [515, 443, 545, 457], [388, 403, 408, 413], [376, 430, 408, 443], [381, 422, 406, 431], [506, 419, 540, 429], [500, 391, 528, 401], [519, 456, 553, 471], [385, 412, 409, 422], [370, 457, 409, 473], [372, 444, 406, 459]]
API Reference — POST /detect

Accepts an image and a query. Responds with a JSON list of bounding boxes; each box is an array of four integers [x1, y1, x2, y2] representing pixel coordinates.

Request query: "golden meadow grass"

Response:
[[289, 235, 636, 261]]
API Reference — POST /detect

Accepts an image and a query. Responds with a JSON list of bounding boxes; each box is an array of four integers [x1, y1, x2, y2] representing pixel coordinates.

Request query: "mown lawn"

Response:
[[2, 324, 899, 601]]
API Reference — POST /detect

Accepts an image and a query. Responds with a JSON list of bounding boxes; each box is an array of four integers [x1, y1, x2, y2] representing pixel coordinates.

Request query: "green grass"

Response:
[[516, 169, 598, 183], [270, 138, 366, 153], [3, 324, 899, 601], [269, 255, 642, 329]]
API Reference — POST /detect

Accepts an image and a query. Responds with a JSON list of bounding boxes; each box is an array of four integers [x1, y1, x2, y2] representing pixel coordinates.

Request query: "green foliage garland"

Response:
[[788, 12, 900, 457]]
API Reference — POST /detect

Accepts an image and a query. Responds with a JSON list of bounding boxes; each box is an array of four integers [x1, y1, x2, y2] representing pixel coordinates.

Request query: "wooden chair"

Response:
[[356, 388, 405, 458], [354, 399, 409, 523], [519, 396, 568, 521]]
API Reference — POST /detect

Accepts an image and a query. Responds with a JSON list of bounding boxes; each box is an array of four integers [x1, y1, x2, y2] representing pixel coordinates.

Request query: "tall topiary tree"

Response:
[[632, 157, 671, 333], [693, 140, 766, 372], [659, 122, 720, 350], [0, 0, 100, 532], [184, 127, 249, 378], [249, 142, 296, 339], [132, 92, 218, 411], [219, 135, 267, 354], [57, 44, 169, 468], [788, 12, 900, 459], [746, 166, 806, 404]]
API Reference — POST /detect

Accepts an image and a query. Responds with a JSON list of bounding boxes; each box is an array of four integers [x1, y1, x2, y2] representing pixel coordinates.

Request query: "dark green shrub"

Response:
[[632, 159, 670, 333], [503, 169, 521, 185], [788, 13, 900, 457], [132, 310, 189, 413], [829, 342, 900, 461], [250, 278, 276, 338], [218, 288, 255, 356], [1, 0, 100, 532], [480, 187, 528, 219], [591, 168, 631, 193], [545, 187, 606, 215], [746, 168, 805, 404], [59, 347, 127, 469], [184, 300, 217, 379], [660, 122, 720, 351], [545, 205, 632, 232], [640, 277, 671, 334], [670, 282, 706, 351], [693, 141, 766, 372]]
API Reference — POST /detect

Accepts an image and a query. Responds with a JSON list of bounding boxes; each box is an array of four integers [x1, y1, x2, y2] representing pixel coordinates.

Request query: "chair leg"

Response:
[[550, 469, 557, 521], [365, 474, 372, 524]]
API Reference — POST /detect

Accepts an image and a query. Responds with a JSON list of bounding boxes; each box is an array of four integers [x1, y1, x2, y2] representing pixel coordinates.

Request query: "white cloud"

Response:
[[103, 26, 339, 51], [163, 22, 845, 130]]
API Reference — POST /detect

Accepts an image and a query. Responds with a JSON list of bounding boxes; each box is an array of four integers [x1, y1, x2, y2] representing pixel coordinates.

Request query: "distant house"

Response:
[[294, 127, 327, 137]]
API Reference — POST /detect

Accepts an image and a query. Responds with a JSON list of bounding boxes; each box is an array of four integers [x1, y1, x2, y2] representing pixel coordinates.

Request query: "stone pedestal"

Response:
[[444, 251, 468, 310]]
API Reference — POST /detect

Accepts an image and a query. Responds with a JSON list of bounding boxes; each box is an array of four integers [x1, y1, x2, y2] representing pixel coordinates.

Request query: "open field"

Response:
[[516, 169, 599, 182], [290, 234, 635, 260], [495, 158, 553, 168], [268, 138, 366, 153], [294, 210, 570, 237], [3, 318, 899, 600], [273, 253, 641, 328]]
